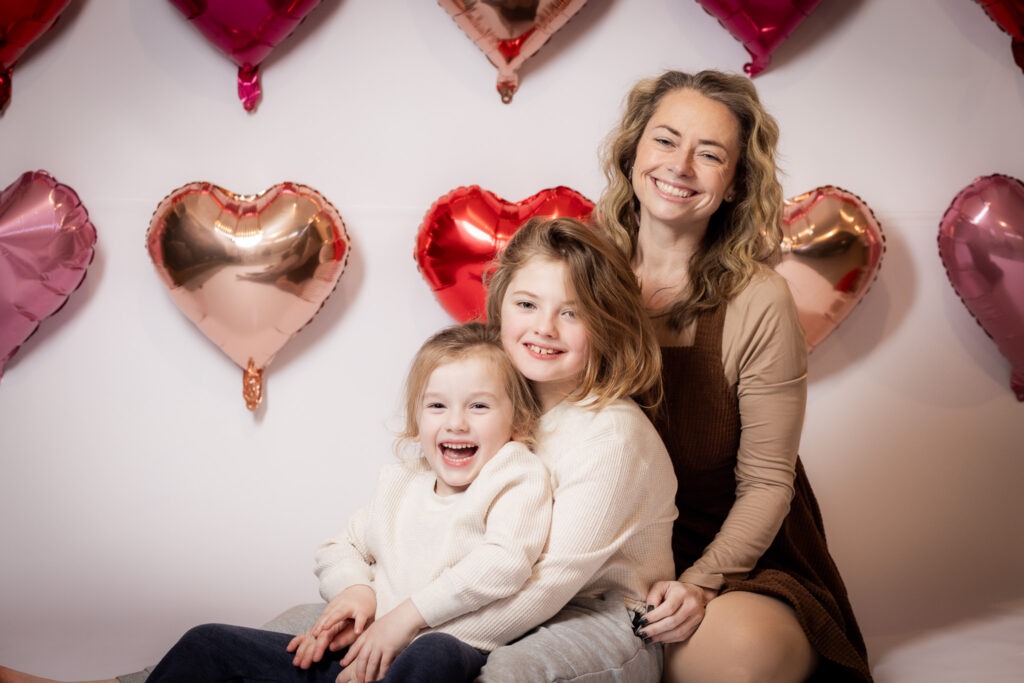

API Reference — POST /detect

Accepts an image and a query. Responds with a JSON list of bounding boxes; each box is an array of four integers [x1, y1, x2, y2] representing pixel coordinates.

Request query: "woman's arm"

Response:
[[680, 271, 807, 589]]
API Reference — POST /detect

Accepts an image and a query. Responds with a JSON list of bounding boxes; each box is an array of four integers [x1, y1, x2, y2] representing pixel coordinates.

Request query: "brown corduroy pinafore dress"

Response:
[[654, 306, 873, 682]]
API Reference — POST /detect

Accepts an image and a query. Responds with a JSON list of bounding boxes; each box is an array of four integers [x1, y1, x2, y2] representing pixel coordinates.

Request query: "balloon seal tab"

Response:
[[497, 81, 517, 104], [243, 359, 264, 411], [238, 65, 261, 112]]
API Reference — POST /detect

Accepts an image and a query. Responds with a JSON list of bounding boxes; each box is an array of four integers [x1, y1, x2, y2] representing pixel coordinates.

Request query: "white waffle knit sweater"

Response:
[[314, 441, 553, 651], [432, 398, 677, 649]]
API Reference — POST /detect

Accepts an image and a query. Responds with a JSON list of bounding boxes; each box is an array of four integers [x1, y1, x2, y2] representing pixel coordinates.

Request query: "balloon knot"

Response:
[[238, 65, 262, 112], [243, 359, 264, 411]]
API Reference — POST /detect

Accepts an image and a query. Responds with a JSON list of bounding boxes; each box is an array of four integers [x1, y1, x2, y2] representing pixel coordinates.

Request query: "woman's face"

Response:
[[499, 257, 590, 412], [631, 88, 741, 234]]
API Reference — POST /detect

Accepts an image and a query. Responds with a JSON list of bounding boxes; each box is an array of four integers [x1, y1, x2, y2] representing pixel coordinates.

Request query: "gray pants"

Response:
[[118, 597, 662, 683], [477, 595, 662, 683]]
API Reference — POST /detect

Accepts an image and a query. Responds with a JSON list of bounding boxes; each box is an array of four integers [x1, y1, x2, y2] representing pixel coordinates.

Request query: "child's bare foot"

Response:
[[0, 667, 117, 683]]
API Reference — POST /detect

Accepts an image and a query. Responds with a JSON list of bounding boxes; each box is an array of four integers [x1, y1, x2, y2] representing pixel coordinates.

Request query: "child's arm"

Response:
[[337, 598, 428, 683]]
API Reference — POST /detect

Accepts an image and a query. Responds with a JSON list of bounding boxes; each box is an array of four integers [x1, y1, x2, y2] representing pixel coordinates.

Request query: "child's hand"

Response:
[[288, 585, 377, 669], [287, 629, 335, 669], [337, 599, 426, 683], [314, 584, 377, 642]]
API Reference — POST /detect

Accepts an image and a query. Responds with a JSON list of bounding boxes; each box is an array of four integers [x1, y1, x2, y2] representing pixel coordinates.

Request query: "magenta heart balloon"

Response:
[[695, 0, 822, 76], [0, 170, 97, 380], [168, 0, 323, 111], [938, 174, 1024, 401]]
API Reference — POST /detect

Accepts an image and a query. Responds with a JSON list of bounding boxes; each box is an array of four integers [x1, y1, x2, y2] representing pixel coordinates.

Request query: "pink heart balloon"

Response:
[[147, 181, 351, 410], [695, 0, 822, 76], [938, 174, 1024, 401], [775, 186, 885, 351], [0, 170, 97, 380], [168, 0, 323, 111], [438, 0, 589, 103]]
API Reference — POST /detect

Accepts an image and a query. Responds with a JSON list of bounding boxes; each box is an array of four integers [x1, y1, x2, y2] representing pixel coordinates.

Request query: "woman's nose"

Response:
[[668, 151, 693, 177]]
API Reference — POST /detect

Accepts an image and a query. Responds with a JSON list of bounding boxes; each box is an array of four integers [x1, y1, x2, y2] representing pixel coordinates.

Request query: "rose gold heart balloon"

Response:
[[938, 174, 1024, 401], [147, 182, 351, 410], [438, 0, 589, 103], [416, 185, 594, 321], [774, 186, 885, 351]]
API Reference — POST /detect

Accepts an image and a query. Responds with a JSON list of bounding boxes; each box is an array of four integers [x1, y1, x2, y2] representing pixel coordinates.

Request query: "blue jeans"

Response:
[[146, 624, 487, 683]]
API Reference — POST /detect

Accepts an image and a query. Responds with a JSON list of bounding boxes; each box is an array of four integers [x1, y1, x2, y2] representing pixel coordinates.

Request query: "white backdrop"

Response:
[[1, 0, 1023, 677]]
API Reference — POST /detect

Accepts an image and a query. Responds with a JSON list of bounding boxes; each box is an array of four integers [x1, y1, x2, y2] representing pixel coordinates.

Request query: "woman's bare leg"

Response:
[[0, 666, 116, 683], [661, 591, 817, 683]]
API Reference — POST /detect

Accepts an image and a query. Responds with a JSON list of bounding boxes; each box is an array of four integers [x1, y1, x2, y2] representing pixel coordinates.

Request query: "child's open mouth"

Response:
[[440, 442, 478, 464]]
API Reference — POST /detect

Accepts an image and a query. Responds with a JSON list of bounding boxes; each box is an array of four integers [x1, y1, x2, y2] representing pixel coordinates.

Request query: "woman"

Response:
[[594, 69, 872, 683]]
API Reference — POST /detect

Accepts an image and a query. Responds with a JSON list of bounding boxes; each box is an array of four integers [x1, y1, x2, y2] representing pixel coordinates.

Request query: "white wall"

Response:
[[1, 0, 1022, 677]]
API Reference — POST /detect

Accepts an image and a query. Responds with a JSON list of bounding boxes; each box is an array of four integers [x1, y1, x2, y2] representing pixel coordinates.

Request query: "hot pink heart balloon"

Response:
[[147, 181, 350, 410], [0, 170, 97, 380], [938, 174, 1024, 401], [438, 0, 589, 103], [775, 186, 885, 351], [695, 0, 821, 76], [168, 0, 323, 111]]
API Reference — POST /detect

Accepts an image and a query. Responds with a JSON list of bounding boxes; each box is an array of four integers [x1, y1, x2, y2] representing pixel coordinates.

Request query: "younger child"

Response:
[[286, 321, 551, 683], [0, 322, 551, 683]]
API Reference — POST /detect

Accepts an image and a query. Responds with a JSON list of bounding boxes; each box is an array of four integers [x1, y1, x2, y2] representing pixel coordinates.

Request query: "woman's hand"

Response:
[[287, 585, 377, 669], [637, 580, 718, 644], [336, 599, 426, 683]]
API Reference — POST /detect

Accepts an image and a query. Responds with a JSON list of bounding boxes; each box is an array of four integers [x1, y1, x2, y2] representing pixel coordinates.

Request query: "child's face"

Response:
[[499, 256, 590, 411], [417, 354, 516, 496]]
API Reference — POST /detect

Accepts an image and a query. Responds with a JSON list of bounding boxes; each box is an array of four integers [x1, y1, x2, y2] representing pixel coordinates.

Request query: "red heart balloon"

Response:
[[0, 170, 97, 379], [0, 0, 71, 111], [775, 186, 885, 351], [938, 174, 1024, 401], [438, 0, 590, 103], [415, 185, 594, 322], [973, 0, 1024, 72], [147, 181, 351, 410], [168, 0, 323, 111], [695, 0, 821, 77]]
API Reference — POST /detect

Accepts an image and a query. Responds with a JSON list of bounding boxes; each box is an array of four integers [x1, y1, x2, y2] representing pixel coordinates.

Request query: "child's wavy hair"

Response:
[[484, 216, 662, 410], [399, 322, 541, 451]]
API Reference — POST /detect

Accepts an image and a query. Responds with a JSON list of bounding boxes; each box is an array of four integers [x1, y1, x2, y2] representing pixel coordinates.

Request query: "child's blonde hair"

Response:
[[400, 322, 541, 450], [485, 216, 662, 409]]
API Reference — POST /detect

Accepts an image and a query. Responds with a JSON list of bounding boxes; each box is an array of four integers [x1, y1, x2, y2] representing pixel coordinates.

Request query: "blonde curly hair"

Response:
[[595, 69, 784, 330]]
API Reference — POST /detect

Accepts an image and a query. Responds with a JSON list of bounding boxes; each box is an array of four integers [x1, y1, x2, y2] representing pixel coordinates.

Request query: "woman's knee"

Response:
[[662, 593, 815, 683]]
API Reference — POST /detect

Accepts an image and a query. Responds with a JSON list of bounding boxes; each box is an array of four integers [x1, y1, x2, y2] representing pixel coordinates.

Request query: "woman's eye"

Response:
[[561, 309, 577, 320], [516, 300, 536, 310], [699, 152, 722, 163]]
